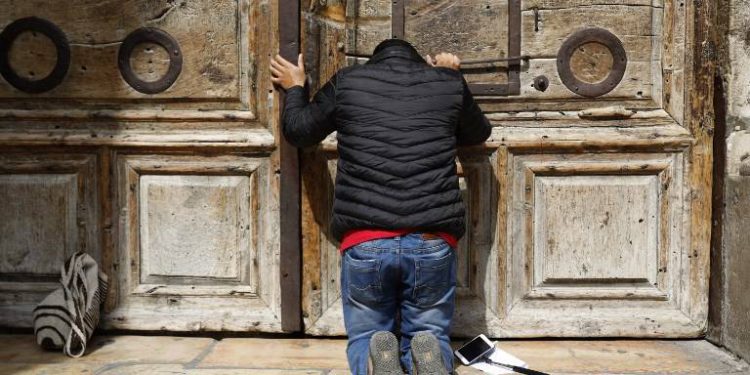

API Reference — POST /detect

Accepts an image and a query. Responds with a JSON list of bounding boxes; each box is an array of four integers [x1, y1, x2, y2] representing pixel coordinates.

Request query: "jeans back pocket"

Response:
[[414, 250, 456, 307], [344, 252, 382, 304]]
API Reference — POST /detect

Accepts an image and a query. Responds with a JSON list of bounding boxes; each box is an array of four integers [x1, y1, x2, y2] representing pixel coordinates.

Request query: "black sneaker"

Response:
[[369, 331, 404, 374], [410, 332, 449, 375]]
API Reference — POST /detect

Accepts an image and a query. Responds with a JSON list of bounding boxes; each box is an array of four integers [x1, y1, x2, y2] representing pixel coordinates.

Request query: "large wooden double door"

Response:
[[0, 0, 714, 337]]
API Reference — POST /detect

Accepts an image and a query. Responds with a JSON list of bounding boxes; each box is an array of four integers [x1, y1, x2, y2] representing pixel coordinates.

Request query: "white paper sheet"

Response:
[[468, 342, 527, 374]]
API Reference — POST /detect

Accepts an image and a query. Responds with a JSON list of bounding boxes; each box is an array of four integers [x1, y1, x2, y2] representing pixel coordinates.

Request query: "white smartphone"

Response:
[[454, 334, 495, 365]]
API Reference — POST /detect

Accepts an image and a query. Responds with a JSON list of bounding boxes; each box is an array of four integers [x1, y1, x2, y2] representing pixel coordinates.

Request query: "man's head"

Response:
[[372, 38, 419, 56], [370, 39, 460, 70]]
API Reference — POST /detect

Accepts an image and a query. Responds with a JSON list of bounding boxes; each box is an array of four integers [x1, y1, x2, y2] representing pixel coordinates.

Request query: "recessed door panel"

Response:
[[0, 153, 99, 327], [109, 154, 280, 331]]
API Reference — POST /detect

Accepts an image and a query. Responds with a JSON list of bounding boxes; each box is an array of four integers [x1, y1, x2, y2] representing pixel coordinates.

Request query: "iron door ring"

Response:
[[557, 27, 627, 98], [0, 17, 70, 93], [118, 27, 182, 94]]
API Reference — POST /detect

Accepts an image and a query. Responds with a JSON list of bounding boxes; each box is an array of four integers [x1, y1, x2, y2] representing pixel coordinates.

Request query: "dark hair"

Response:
[[373, 38, 417, 55]]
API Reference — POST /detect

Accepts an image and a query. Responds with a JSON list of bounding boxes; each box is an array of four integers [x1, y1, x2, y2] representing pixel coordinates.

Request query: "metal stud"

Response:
[[533, 75, 549, 92]]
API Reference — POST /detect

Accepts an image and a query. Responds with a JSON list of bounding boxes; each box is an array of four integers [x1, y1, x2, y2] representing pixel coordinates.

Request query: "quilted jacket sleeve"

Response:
[[282, 75, 337, 148], [456, 77, 492, 146]]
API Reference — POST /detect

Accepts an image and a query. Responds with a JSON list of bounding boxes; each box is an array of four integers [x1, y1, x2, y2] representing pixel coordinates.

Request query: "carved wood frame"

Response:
[[498, 150, 707, 337], [107, 153, 283, 331]]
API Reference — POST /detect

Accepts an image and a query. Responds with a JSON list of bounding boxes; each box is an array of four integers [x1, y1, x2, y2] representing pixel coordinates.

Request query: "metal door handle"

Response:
[[460, 55, 530, 65], [345, 53, 535, 66]]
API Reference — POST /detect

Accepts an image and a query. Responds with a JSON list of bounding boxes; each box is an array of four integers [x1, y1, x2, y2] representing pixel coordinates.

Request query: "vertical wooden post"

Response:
[[685, 0, 717, 324], [279, 0, 302, 333]]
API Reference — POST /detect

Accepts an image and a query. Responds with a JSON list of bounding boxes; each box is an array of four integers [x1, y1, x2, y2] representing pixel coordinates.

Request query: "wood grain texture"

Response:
[[300, 151, 341, 335], [138, 175, 252, 283], [0, 121, 275, 149], [534, 175, 659, 282], [403, 0, 511, 60], [660, 0, 687, 124], [680, 0, 715, 329], [0, 0, 256, 112], [0, 0, 279, 141]]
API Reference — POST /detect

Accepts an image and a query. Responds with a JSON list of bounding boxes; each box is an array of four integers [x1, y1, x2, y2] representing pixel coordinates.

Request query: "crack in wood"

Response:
[[147, 1, 181, 25]]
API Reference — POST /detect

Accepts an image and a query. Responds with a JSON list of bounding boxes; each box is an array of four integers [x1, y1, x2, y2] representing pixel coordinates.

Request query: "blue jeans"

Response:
[[341, 233, 457, 374]]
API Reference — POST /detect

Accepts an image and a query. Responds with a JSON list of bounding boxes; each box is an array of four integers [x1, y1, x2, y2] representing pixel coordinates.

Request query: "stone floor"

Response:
[[0, 334, 747, 375]]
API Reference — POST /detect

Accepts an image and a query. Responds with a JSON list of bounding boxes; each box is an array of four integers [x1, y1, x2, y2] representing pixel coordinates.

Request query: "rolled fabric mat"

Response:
[[33, 251, 108, 358]]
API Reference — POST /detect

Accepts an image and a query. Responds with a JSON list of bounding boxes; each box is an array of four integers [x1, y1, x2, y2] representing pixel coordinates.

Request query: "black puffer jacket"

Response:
[[283, 39, 491, 241]]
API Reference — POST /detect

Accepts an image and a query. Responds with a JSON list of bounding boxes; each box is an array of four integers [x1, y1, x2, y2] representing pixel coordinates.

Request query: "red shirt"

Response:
[[340, 229, 458, 253]]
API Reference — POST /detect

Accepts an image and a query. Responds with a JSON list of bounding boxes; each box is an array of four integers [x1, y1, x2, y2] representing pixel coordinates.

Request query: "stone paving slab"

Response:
[[198, 337, 350, 370], [0, 334, 213, 365], [0, 334, 747, 375], [0, 363, 98, 375], [96, 364, 323, 374]]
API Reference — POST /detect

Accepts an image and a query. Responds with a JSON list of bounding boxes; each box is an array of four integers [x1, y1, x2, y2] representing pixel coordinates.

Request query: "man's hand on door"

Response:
[[271, 54, 306, 90], [426, 53, 461, 71]]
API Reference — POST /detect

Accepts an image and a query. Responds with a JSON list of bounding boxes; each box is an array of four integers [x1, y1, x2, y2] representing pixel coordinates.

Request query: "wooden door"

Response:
[[0, 0, 301, 332], [301, 0, 714, 337]]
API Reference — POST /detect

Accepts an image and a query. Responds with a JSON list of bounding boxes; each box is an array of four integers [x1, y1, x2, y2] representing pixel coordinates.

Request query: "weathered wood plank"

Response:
[[0, 1, 254, 110], [0, 122, 275, 149], [520, 59, 653, 100], [522, 0, 659, 10], [521, 6, 655, 57], [305, 3, 348, 90], [0, 109, 256, 121], [680, 0, 715, 326], [316, 122, 692, 152], [661, 0, 687, 124], [279, 0, 303, 333], [405, 0, 509, 61]]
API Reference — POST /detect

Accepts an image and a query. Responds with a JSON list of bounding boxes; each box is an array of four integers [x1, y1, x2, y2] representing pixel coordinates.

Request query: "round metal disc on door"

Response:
[[118, 27, 182, 94], [557, 28, 627, 98], [0, 17, 70, 93]]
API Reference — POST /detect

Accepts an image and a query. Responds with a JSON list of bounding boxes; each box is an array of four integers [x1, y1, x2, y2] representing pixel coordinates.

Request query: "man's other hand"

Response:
[[271, 54, 306, 90], [426, 53, 460, 70]]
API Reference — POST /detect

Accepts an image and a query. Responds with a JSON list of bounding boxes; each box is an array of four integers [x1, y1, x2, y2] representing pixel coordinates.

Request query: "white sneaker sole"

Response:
[[369, 331, 404, 375]]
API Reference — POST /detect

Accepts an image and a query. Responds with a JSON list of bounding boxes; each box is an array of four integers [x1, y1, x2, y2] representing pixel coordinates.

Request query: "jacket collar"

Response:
[[368, 40, 426, 65]]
